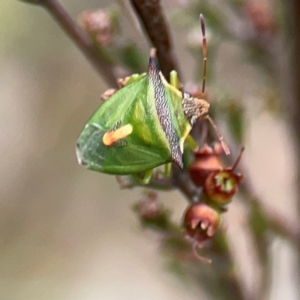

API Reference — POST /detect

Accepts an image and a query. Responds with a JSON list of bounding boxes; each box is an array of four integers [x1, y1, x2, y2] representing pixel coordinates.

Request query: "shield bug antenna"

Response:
[[183, 14, 230, 155], [200, 14, 230, 155], [200, 14, 207, 95]]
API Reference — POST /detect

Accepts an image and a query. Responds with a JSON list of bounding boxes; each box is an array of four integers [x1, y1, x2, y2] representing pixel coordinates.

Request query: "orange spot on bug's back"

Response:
[[103, 124, 133, 146]]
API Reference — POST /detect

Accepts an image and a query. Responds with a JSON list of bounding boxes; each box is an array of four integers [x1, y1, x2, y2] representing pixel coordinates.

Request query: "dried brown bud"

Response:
[[133, 192, 169, 229], [189, 143, 224, 187], [78, 10, 114, 46], [101, 88, 117, 101], [136, 192, 159, 219], [183, 202, 221, 244], [117, 76, 131, 88]]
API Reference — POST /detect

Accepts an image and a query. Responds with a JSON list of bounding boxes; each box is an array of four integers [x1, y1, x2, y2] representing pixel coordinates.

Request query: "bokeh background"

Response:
[[1, 0, 299, 299]]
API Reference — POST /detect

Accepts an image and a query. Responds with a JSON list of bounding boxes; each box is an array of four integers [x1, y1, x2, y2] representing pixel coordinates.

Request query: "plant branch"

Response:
[[129, 0, 181, 81], [171, 168, 195, 200], [290, 0, 300, 221], [291, 1, 300, 139], [31, 0, 119, 87]]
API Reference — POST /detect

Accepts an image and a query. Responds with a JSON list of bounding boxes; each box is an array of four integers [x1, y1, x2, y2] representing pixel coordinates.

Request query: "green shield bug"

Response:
[[76, 15, 229, 182]]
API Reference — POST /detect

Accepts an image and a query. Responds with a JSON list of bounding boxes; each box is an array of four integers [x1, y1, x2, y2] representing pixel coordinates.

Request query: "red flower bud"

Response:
[[183, 202, 221, 244], [203, 148, 244, 204], [204, 170, 243, 204], [183, 202, 221, 263], [189, 143, 224, 186]]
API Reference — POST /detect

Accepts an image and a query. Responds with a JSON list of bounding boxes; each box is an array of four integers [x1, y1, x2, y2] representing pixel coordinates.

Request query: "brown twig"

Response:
[[32, 0, 119, 87], [291, 1, 300, 135], [129, 0, 181, 81], [171, 168, 196, 201], [290, 0, 300, 223]]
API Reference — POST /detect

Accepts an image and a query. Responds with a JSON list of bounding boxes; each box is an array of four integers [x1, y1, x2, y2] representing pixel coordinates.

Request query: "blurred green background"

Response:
[[0, 0, 298, 299]]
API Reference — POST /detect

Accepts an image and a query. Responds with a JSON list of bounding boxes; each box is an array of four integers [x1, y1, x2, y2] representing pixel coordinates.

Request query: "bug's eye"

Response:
[[183, 92, 191, 99]]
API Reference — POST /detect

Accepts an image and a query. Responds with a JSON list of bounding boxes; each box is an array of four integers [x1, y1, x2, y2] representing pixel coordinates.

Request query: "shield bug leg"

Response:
[[163, 162, 172, 177], [142, 169, 153, 184], [185, 134, 198, 150], [153, 164, 172, 179], [135, 169, 153, 185], [205, 116, 230, 155], [170, 70, 179, 89]]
